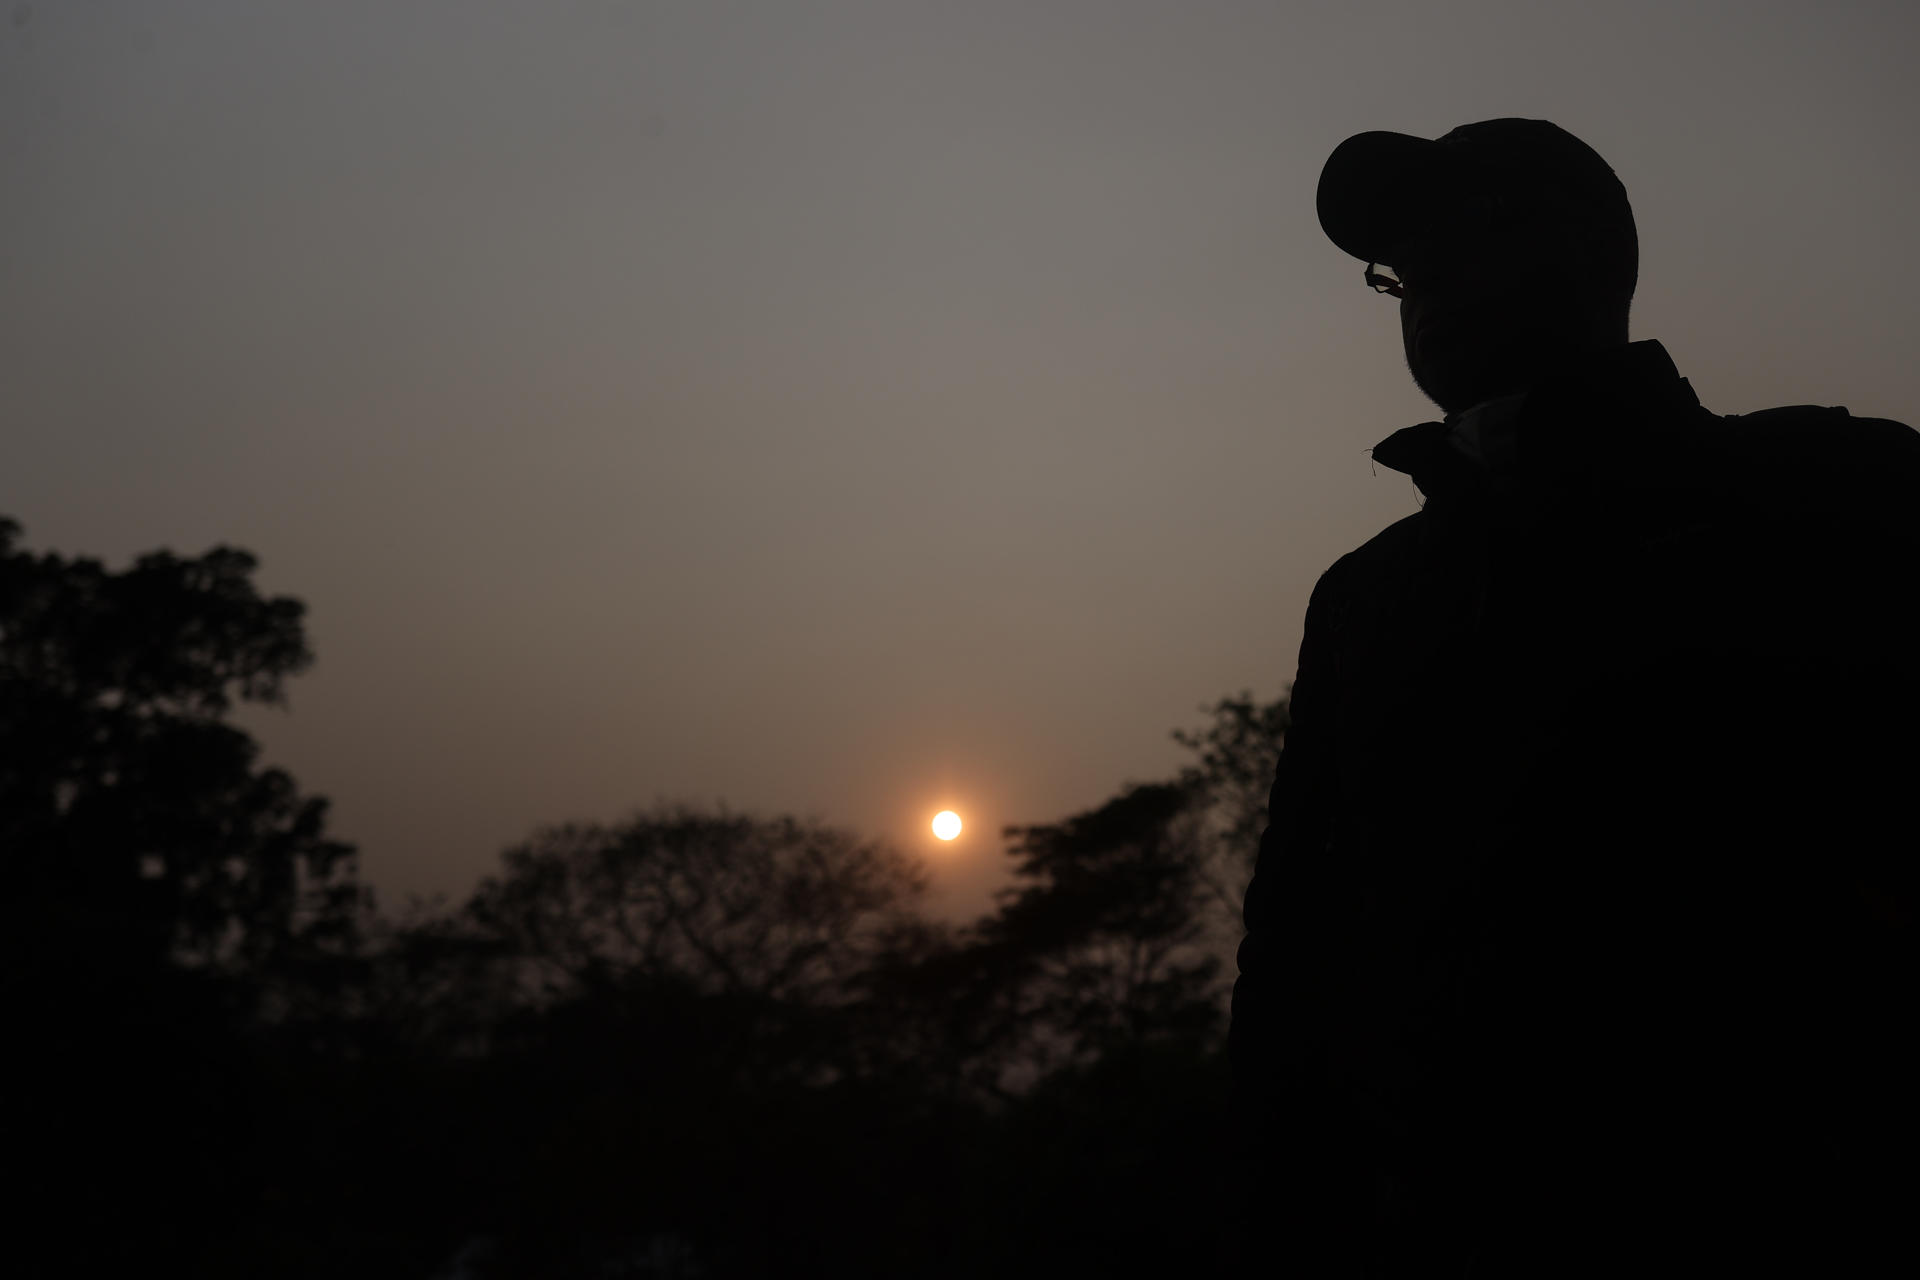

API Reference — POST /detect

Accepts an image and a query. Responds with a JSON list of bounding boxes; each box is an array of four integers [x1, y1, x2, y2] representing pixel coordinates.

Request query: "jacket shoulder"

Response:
[[1326, 511, 1428, 585], [1717, 403, 1918, 463], [1710, 405, 1920, 536]]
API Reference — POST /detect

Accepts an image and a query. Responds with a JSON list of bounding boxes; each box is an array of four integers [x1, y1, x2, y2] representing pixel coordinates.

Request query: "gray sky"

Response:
[[6, 0, 1916, 921]]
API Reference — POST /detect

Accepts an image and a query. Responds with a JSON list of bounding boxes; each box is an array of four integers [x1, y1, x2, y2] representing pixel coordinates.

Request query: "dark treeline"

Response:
[[5, 518, 1283, 1278]]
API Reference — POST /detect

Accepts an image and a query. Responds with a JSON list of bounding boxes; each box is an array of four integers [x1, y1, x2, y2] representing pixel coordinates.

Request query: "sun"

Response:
[[931, 810, 963, 841]]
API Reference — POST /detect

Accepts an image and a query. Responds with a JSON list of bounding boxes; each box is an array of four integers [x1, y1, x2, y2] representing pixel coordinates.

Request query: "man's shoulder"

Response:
[[1712, 402, 1904, 468], [1706, 403, 1920, 536], [1315, 513, 1427, 592], [1314, 402, 1917, 587], [1715, 402, 1917, 456]]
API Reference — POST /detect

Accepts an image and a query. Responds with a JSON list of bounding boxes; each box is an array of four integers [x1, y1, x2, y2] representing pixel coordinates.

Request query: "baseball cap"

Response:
[[1316, 118, 1636, 274]]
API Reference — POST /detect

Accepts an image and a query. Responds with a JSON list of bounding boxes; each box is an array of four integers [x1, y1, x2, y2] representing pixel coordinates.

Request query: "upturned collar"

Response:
[[1367, 340, 1703, 508]]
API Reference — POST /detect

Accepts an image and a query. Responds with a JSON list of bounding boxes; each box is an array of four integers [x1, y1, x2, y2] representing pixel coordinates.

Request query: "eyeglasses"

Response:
[[1364, 248, 1493, 299], [1363, 198, 1587, 302], [1364, 263, 1404, 299]]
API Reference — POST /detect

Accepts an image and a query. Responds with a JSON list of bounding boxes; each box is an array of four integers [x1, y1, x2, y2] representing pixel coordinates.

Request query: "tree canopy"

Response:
[[0, 518, 361, 987], [2, 514, 1295, 1278]]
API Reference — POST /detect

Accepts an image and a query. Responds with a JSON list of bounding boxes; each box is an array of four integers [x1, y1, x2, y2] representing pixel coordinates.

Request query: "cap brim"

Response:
[[1316, 130, 1450, 263]]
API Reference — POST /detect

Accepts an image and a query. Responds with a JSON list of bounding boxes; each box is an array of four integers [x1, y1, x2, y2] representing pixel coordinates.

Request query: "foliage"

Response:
[[1, 517, 372, 1277], [1, 514, 1299, 1277], [0, 517, 362, 985], [983, 781, 1225, 1072], [1171, 689, 1295, 985], [465, 805, 927, 1008], [1173, 688, 1293, 901]]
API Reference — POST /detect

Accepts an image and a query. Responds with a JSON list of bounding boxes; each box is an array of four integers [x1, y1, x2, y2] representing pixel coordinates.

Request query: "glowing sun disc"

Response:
[[932, 810, 963, 841]]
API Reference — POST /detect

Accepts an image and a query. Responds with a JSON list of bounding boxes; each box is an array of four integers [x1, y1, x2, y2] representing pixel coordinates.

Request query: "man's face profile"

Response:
[[1390, 204, 1628, 416], [1391, 215, 1575, 415]]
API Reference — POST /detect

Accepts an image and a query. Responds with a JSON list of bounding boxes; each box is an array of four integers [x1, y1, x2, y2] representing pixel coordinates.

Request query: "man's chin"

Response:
[[1408, 333, 1541, 416], [1408, 359, 1500, 417]]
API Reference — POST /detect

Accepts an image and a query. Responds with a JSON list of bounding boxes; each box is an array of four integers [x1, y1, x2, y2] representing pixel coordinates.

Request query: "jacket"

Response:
[[1229, 339, 1919, 1277]]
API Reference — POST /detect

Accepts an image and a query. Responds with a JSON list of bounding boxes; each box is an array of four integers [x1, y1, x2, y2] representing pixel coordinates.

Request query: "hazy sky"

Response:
[[6, 0, 1917, 920]]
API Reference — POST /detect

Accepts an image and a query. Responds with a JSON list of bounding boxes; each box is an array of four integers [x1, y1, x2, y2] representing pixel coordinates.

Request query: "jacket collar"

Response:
[[1367, 339, 1702, 506]]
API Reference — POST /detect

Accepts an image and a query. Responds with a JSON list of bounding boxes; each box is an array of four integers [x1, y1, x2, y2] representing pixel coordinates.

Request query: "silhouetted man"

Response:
[[1230, 119, 1918, 1277]]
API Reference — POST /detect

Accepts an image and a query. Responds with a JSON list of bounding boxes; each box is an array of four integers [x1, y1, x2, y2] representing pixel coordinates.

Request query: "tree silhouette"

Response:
[[841, 694, 1294, 1104], [1172, 689, 1293, 979], [1, 517, 368, 1276], [366, 807, 960, 1277], [980, 781, 1224, 1077], [465, 804, 927, 1005], [0, 514, 1292, 1276], [0, 517, 361, 988]]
